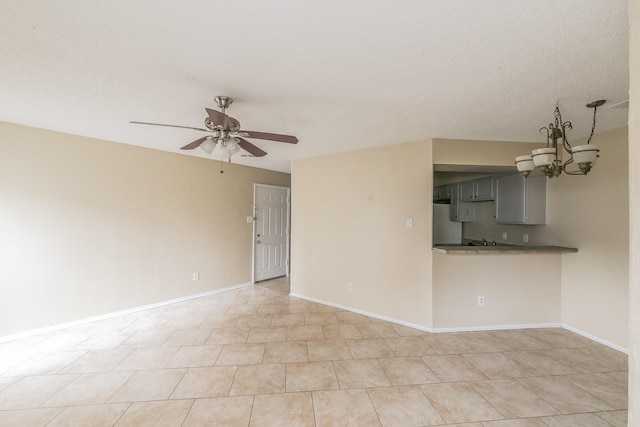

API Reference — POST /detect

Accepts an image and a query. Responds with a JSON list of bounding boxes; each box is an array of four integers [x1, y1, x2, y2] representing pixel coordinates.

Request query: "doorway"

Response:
[[253, 184, 290, 282]]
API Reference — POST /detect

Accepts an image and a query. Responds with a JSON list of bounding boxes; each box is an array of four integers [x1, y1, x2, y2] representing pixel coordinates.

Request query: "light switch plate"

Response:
[[406, 218, 413, 228]]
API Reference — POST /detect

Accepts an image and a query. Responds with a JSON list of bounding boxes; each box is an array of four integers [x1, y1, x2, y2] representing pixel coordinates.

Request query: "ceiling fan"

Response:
[[130, 96, 298, 162]]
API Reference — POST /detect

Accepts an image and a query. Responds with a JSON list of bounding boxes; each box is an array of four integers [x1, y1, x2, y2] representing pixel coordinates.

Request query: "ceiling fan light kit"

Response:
[[219, 139, 241, 162], [200, 137, 216, 154], [515, 100, 605, 178], [130, 96, 298, 166]]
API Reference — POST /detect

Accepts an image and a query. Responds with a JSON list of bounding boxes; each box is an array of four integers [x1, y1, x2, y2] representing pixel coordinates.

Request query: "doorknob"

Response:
[[256, 240, 261, 244]]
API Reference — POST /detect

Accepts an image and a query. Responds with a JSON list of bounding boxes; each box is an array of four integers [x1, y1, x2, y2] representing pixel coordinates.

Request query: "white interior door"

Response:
[[254, 184, 290, 282]]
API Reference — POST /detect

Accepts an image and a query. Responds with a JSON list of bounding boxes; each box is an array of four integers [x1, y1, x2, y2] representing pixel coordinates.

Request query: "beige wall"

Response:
[[628, 0, 639, 422], [290, 140, 434, 328], [433, 138, 544, 167], [539, 128, 629, 348], [433, 253, 560, 328], [0, 122, 290, 336], [433, 172, 494, 186]]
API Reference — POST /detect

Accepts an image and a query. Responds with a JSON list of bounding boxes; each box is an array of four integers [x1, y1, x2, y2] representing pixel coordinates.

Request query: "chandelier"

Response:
[[515, 100, 605, 178]]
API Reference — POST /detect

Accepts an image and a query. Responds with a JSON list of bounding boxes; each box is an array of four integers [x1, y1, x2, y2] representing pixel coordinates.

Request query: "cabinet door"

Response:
[[495, 174, 546, 224], [433, 185, 451, 201], [523, 175, 546, 224], [459, 202, 475, 222], [441, 185, 451, 200], [474, 177, 495, 201], [459, 181, 475, 201], [449, 184, 459, 221], [449, 184, 475, 222], [495, 174, 526, 223]]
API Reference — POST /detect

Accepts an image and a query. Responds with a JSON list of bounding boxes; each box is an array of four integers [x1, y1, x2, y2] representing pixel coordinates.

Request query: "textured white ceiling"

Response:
[[0, 0, 629, 173]]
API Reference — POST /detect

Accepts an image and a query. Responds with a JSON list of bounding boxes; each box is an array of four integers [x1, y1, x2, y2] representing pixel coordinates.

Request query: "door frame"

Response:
[[252, 183, 291, 283]]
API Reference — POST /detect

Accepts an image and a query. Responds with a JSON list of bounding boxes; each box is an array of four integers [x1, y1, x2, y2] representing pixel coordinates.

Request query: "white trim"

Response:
[[561, 323, 629, 354], [251, 184, 257, 283], [290, 293, 434, 333], [432, 323, 562, 333], [290, 292, 629, 354], [0, 282, 253, 344]]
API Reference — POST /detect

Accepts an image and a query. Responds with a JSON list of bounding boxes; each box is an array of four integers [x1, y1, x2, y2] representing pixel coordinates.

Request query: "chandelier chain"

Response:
[[587, 105, 598, 145]]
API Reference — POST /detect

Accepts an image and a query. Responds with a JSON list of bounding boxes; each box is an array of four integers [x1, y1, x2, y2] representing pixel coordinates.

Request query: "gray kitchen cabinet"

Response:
[[433, 184, 451, 201], [474, 177, 495, 201], [449, 184, 475, 222], [459, 181, 475, 202], [458, 177, 495, 202], [495, 173, 546, 224]]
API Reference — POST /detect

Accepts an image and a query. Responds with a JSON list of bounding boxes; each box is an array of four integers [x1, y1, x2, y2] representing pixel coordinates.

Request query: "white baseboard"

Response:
[[561, 323, 628, 354], [290, 293, 434, 333], [431, 323, 562, 333], [290, 293, 560, 334], [0, 282, 253, 344], [290, 293, 629, 354]]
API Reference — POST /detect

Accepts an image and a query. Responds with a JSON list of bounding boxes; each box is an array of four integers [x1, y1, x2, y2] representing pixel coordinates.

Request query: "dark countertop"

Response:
[[432, 244, 578, 254]]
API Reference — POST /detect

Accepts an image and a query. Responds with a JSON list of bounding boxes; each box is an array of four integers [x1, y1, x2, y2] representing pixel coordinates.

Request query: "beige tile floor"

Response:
[[0, 277, 628, 426]]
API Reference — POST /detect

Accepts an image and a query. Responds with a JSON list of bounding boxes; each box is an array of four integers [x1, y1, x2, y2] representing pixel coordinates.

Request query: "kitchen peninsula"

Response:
[[432, 244, 578, 254], [431, 139, 576, 331]]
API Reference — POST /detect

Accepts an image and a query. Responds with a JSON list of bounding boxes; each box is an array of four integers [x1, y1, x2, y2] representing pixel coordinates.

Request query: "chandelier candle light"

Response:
[[515, 100, 604, 178]]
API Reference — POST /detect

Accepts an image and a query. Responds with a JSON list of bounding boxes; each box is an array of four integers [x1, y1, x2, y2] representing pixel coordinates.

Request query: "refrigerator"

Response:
[[433, 203, 462, 245]]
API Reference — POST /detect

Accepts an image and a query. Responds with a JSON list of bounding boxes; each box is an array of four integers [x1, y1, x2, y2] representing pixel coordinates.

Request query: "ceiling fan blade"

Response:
[[205, 108, 242, 132], [180, 136, 210, 150], [129, 121, 209, 132], [205, 108, 231, 127], [240, 130, 298, 144], [237, 137, 267, 157]]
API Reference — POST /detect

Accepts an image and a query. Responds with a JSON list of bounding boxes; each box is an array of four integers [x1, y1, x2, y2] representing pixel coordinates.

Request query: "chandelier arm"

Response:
[[563, 155, 589, 175], [564, 168, 586, 176], [563, 156, 574, 171], [539, 127, 551, 148], [561, 121, 573, 150]]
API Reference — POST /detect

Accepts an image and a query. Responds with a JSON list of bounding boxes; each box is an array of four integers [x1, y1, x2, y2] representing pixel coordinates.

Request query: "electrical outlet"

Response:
[[406, 218, 413, 228], [347, 282, 354, 291], [192, 272, 199, 281], [522, 233, 529, 243], [501, 232, 508, 240], [477, 295, 485, 306]]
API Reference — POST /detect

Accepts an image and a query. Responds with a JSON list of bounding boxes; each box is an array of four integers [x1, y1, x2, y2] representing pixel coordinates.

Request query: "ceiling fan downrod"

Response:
[[214, 96, 233, 114]]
